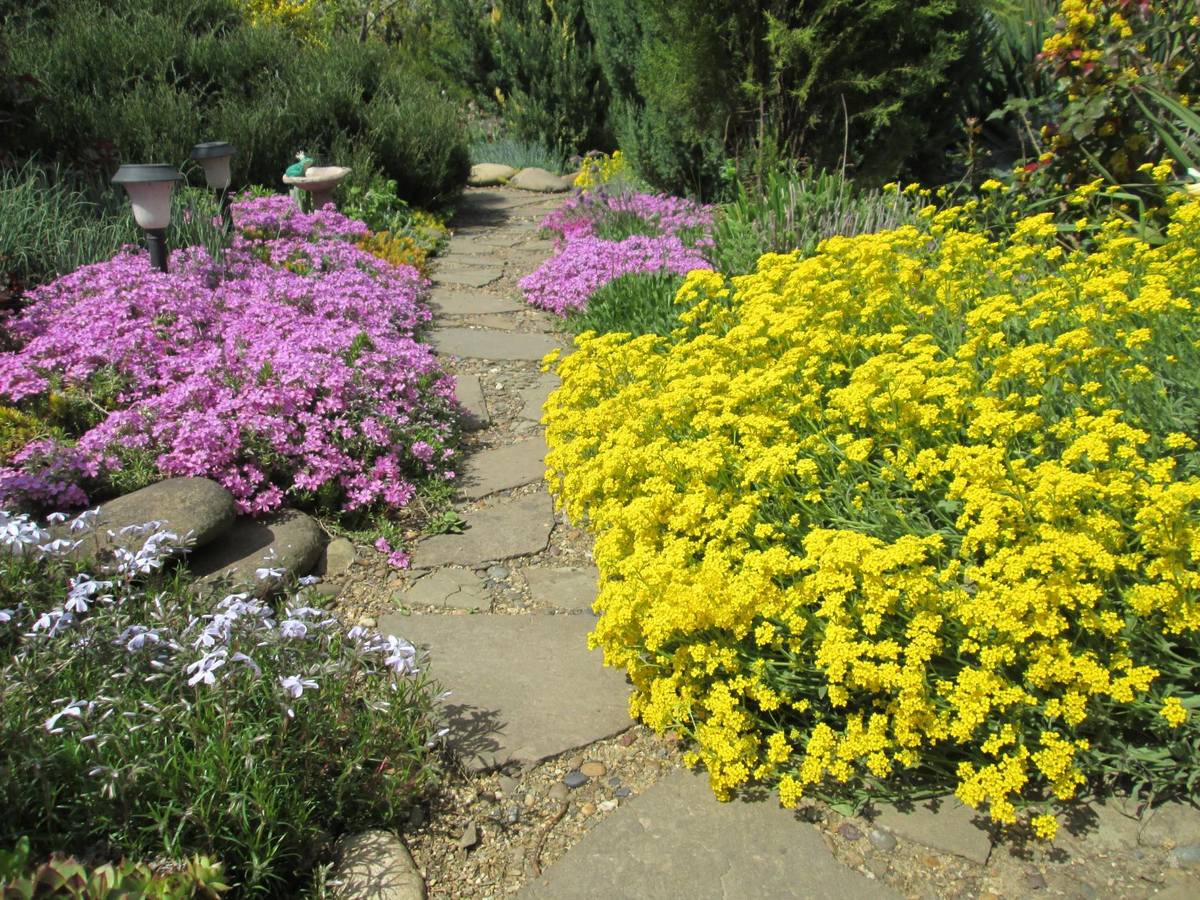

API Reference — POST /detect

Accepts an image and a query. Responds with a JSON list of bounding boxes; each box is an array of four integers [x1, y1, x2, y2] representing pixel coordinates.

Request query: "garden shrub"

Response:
[[587, 0, 984, 197], [0, 510, 438, 896], [564, 271, 686, 339], [543, 193, 1200, 836], [0, 196, 458, 518], [5, 0, 468, 206], [492, 0, 610, 159]]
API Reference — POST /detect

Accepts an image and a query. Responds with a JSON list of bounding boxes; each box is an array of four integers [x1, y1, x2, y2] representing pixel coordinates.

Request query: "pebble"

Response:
[[566, 755, 584, 770], [563, 771, 589, 789], [523, 793, 535, 807], [458, 821, 479, 850], [598, 800, 617, 812], [1171, 845, 1200, 864], [581, 802, 597, 816], [580, 761, 607, 778], [922, 856, 941, 870], [614, 787, 631, 798], [618, 732, 638, 747], [867, 857, 889, 880], [868, 828, 897, 852], [839, 823, 863, 842], [1024, 870, 1047, 890], [407, 806, 426, 829], [498, 775, 519, 794], [504, 806, 521, 825], [357, 615, 377, 628], [608, 777, 621, 786], [821, 832, 837, 855], [548, 783, 569, 802], [487, 565, 509, 580]]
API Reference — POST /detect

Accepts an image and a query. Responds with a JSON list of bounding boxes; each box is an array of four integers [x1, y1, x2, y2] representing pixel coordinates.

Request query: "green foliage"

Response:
[[0, 838, 229, 899], [5, 0, 468, 206], [0, 164, 229, 295], [469, 134, 566, 174], [430, 0, 504, 104], [588, 0, 984, 197], [0, 539, 440, 897], [710, 169, 924, 275], [493, 0, 610, 158], [565, 271, 684, 338]]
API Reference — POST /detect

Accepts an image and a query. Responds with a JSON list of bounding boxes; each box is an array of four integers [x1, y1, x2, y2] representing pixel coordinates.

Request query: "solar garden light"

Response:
[[111, 164, 183, 274], [190, 141, 237, 231]]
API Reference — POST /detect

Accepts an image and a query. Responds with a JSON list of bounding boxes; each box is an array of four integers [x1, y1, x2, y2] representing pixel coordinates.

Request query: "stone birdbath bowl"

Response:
[[282, 166, 351, 210]]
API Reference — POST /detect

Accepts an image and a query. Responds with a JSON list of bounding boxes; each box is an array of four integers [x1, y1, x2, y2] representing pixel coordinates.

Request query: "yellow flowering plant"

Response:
[[543, 193, 1200, 838]]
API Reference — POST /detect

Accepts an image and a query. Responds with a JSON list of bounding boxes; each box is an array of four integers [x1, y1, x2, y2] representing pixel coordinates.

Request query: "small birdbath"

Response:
[[282, 166, 351, 210]]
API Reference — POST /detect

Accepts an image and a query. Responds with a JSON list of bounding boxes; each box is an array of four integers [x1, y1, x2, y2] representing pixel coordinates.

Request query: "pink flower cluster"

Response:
[[521, 190, 714, 316], [0, 197, 458, 516]]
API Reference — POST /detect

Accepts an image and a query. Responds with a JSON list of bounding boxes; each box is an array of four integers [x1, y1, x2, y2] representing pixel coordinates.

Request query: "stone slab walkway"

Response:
[[518, 769, 901, 900]]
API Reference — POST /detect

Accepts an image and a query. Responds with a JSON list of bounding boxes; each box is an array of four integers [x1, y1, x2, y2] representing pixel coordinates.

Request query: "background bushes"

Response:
[[3, 0, 469, 206]]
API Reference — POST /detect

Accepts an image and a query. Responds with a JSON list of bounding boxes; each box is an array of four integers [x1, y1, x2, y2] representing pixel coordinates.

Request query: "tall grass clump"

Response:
[[710, 169, 923, 275], [469, 135, 567, 174], [0, 510, 440, 896]]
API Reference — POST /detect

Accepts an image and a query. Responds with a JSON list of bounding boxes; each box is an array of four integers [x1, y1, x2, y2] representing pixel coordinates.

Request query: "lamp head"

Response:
[[111, 164, 183, 230], [190, 141, 237, 190]]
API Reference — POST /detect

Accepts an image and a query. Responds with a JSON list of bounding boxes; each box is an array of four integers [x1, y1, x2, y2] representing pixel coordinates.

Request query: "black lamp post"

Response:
[[111, 164, 183, 273], [190, 141, 237, 231]]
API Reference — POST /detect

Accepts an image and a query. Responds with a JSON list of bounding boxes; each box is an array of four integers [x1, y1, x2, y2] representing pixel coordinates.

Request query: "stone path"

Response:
[[366, 188, 1200, 900]]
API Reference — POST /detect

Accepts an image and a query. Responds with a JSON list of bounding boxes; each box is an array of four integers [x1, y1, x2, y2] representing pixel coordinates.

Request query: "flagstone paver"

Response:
[[518, 769, 901, 900], [430, 327, 561, 361], [457, 440, 546, 501], [412, 493, 555, 569], [518, 374, 560, 422], [520, 566, 600, 612], [400, 568, 489, 610], [454, 373, 490, 431], [430, 267, 503, 289], [377, 612, 630, 771], [870, 798, 993, 864], [428, 289, 526, 315]]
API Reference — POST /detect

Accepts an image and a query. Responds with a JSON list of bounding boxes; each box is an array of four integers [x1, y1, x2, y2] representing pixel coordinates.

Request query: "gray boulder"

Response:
[[331, 831, 426, 900], [509, 168, 571, 193], [55, 477, 235, 559], [188, 509, 324, 591], [468, 163, 518, 186]]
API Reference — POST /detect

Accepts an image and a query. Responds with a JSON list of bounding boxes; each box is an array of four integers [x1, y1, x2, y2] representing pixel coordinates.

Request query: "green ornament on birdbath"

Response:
[[282, 150, 350, 211]]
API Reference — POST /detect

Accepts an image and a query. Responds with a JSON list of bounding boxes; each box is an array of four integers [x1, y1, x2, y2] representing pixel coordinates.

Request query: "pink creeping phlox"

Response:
[[0, 196, 459, 516], [521, 190, 715, 316]]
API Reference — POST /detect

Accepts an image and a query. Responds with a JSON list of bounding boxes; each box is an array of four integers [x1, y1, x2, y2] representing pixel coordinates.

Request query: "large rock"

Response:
[[412, 493, 554, 569], [509, 168, 572, 193], [376, 612, 631, 770], [518, 770, 901, 900], [468, 163, 518, 186], [457, 440, 546, 501], [188, 510, 324, 590], [314, 537, 356, 577], [55, 477, 235, 559], [332, 831, 426, 900]]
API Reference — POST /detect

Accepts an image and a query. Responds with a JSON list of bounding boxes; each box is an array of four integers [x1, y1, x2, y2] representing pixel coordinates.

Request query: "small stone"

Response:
[[922, 856, 941, 869], [839, 823, 863, 842], [581, 802, 597, 816], [618, 732, 637, 747], [866, 858, 889, 880], [505, 806, 521, 825], [868, 828, 897, 852], [407, 806, 426, 829], [614, 788, 631, 798], [843, 851, 865, 869], [597, 800, 618, 812], [609, 777, 621, 787], [524, 793, 536, 808], [457, 821, 479, 850], [563, 771, 589, 789], [1170, 845, 1200, 865], [567, 755, 585, 770], [1024, 871, 1047, 890], [821, 833, 837, 855], [580, 761, 607, 778], [487, 565, 510, 580], [498, 775, 519, 794], [548, 783, 569, 802], [357, 616, 377, 628]]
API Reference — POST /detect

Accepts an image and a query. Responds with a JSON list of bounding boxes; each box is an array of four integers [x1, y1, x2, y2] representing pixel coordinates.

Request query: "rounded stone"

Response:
[[55, 476, 235, 559], [868, 828, 898, 852], [567, 755, 585, 771], [332, 830, 426, 900], [316, 537, 357, 576], [1170, 845, 1200, 865], [548, 783, 570, 802], [509, 167, 571, 193], [580, 761, 607, 778], [563, 771, 589, 789], [839, 823, 863, 842], [188, 509, 324, 591], [614, 787, 632, 798], [581, 802, 597, 816], [468, 163, 518, 186]]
